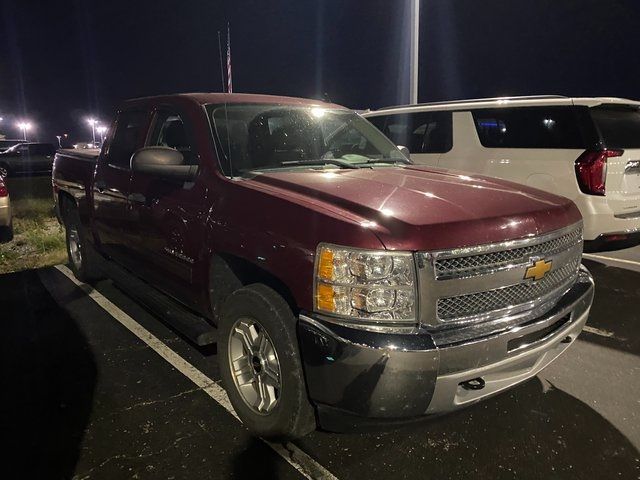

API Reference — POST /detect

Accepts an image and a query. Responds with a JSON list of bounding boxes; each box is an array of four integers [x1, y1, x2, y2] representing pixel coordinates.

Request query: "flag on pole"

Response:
[[226, 24, 233, 94]]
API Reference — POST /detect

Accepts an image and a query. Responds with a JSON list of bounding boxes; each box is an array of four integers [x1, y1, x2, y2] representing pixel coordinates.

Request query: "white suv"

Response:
[[364, 96, 640, 251]]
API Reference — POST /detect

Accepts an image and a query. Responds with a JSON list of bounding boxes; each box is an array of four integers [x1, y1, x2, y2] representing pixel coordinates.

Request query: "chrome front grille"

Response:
[[434, 226, 583, 279], [416, 222, 584, 328], [436, 257, 580, 321]]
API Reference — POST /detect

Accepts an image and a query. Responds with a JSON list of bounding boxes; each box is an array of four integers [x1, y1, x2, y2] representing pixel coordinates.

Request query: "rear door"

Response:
[[92, 109, 149, 263], [366, 111, 452, 165], [590, 104, 640, 215], [127, 107, 205, 308]]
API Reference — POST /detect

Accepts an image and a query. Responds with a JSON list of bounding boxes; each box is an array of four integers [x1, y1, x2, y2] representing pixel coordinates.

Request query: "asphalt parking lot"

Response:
[[3, 251, 639, 479]]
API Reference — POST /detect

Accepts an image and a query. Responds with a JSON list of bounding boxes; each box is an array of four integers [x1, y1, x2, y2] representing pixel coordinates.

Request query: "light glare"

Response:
[[311, 107, 326, 118]]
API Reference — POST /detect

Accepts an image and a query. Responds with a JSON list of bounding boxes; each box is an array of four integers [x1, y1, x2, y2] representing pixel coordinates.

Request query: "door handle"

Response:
[[95, 180, 107, 192]]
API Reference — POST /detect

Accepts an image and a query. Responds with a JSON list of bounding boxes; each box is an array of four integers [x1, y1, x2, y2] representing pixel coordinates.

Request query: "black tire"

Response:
[[0, 221, 13, 243], [64, 206, 102, 283], [219, 284, 316, 439]]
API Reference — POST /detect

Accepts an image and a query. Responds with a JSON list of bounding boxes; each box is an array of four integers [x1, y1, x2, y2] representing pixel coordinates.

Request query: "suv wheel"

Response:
[[219, 284, 316, 439], [64, 207, 101, 282], [0, 220, 13, 243]]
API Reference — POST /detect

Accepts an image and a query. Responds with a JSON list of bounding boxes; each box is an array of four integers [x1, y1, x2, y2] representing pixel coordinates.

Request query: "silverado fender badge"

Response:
[[524, 259, 553, 281], [164, 246, 195, 264]]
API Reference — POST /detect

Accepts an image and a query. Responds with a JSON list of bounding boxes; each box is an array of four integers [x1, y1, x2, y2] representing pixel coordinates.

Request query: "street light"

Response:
[[409, 0, 420, 105], [87, 118, 98, 146], [96, 125, 107, 145], [16, 122, 32, 141]]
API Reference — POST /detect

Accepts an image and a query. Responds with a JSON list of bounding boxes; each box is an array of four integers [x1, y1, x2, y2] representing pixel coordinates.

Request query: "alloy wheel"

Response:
[[68, 227, 83, 270], [228, 318, 282, 414]]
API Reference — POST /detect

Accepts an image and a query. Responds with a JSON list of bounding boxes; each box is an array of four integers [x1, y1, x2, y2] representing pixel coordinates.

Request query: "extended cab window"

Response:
[[472, 106, 586, 149], [107, 110, 147, 168], [368, 112, 452, 154], [149, 112, 197, 165]]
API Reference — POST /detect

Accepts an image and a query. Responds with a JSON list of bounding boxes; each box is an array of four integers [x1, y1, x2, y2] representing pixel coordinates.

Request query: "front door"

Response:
[[14, 143, 56, 173], [127, 108, 206, 308], [92, 109, 148, 264]]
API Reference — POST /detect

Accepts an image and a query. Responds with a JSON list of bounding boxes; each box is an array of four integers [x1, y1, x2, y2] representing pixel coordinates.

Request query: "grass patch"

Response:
[[0, 176, 67, 274]]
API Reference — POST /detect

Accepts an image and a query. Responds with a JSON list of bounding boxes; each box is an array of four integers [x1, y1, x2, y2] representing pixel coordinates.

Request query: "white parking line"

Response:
[[583, 253, 640, 268], [52, 265, 339, 480]]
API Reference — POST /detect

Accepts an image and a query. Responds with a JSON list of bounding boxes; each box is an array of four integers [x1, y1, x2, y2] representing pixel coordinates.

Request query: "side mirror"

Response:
[[397, 145, 411, 160], [131, 147, 197, 181]]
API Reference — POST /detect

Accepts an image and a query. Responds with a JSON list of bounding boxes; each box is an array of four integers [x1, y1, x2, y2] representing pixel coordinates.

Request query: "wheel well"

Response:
[[209, 253, 299, 320], [57, 191, 76, 222]]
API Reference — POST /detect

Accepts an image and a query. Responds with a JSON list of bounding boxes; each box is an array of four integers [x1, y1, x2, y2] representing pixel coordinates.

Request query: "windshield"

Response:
[[206, 103, 407, 175], [591, 104, 640, 149]]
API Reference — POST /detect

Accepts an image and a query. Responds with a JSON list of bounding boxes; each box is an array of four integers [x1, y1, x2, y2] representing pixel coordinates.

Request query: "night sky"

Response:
[[1, 0, 639, 143]]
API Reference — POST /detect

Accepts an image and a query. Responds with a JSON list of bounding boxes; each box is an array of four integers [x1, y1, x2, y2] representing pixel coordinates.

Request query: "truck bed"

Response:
[[53, 148, 101, 221], [56, 148, 100, 162]]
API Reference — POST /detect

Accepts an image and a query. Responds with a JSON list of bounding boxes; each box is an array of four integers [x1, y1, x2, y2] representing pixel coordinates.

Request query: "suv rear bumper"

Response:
[[297, 267, 594, 431], [584, 229, 640, 252], [581, 198, 640, 246]]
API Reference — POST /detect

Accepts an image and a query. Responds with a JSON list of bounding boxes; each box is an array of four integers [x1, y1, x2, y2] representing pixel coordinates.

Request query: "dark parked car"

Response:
[[52, 93, 594, 439], [0, 142, 56, 175]]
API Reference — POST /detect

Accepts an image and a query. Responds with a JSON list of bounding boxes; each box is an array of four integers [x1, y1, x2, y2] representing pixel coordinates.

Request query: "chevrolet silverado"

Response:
[[53, 93, 594, 439]]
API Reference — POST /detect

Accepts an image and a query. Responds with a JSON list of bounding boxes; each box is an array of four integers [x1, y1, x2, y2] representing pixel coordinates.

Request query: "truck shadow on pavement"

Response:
[[1, 269, 97, 479], [300, 377, 639, 480], [232, 437, 281, 480]]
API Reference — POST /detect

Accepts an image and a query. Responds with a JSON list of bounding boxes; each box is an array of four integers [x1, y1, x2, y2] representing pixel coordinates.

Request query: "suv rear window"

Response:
[[367, 112, 452, 154], [591, 104, 640, 149], [472, 106, 586, 149]]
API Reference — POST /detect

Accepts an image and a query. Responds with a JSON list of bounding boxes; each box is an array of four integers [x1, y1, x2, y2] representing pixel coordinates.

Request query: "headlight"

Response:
[[314, 244, 416, 324]]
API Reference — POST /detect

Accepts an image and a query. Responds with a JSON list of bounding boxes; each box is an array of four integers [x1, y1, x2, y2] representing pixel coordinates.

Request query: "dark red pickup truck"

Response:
[[53, 93, 594, 439]]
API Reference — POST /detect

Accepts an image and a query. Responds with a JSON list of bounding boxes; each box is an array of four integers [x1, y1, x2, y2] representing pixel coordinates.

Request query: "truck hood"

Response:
[[243, 166, 582, 251]]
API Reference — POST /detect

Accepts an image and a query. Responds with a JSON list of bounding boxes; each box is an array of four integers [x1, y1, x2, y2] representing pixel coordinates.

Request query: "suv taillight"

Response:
[[574, 149, 623, 196], [0, 185, 7, 197]]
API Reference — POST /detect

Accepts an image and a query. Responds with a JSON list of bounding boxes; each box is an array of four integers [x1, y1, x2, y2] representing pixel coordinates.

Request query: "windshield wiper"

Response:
[[281, 159, 361, 169], [359, 157, 412, 165]]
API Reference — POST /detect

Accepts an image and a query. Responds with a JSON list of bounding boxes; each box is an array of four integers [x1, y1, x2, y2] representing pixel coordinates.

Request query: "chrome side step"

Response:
[[100, 260, 217, 346]]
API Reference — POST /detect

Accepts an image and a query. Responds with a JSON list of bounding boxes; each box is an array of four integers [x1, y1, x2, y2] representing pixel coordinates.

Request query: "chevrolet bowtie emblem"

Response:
[[524, 259, 553, 281]]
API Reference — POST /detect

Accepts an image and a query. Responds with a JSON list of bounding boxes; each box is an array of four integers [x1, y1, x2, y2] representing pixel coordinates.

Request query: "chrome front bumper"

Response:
[[298, 267, 594, 430], [427, 267, 593, 413]]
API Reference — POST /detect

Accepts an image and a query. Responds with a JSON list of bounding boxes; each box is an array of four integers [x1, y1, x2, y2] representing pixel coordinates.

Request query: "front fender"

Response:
[[201, 183, 385, 312]]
